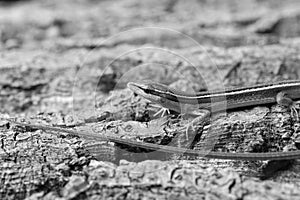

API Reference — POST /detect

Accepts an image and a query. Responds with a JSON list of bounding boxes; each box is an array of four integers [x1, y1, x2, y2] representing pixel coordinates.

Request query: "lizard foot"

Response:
[[152, 106, 171, 117]]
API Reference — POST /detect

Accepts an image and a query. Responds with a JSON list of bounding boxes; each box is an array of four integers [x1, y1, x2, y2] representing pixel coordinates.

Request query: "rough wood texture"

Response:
[[1, 0, 300, 199]]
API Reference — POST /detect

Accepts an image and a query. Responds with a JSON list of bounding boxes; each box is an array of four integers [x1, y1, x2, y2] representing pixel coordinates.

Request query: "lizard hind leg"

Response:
[[185, 109, 211, 141], [291, 101, 300, 121]]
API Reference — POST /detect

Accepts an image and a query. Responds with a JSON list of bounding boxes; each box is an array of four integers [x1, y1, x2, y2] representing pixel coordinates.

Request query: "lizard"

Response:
[[2, 80, 300, 160]]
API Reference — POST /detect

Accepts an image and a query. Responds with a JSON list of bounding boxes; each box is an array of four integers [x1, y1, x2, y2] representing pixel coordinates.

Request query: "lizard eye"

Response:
[[143, 88, 151, 94], [144, 84, 156, 94]]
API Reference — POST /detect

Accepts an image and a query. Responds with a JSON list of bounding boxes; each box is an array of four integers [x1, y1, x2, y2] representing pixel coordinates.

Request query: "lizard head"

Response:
[[127, 81, 181, 113]]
